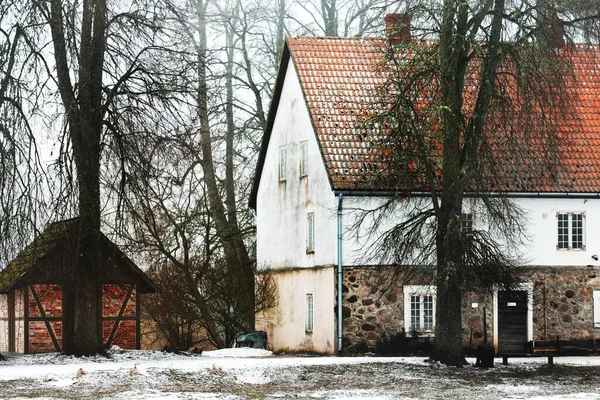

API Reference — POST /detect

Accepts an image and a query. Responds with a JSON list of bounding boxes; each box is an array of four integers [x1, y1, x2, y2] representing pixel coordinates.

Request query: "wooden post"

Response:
[[136, 284, 141, 350], [7, 292, 15, 353], [23, 287, 29, 354]]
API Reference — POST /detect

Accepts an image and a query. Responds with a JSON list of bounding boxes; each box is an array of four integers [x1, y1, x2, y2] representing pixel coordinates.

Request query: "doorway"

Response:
[[497, 290, 529, 354]]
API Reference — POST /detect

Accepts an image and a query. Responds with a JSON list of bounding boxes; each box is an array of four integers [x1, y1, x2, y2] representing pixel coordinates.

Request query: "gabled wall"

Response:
[[255, 60, 337, 353], [255, 61, 337, 271]]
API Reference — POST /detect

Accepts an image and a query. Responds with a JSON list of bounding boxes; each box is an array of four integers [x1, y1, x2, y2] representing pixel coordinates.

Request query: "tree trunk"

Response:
[[47, 0, 107, 355], [195, 0, 255, 332], [430, 0, 468, 366]]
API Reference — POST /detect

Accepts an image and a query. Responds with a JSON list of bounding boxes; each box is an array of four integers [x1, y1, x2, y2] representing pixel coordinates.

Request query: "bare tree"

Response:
[[359, 0, 600, 366], [0, 0, 184, 355], [289, 0, 401, 36]]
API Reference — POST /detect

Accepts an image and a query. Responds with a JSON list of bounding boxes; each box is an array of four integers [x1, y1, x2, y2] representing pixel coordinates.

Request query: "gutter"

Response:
[[337, 192, 344, 355], [333, 190, 600, 199]]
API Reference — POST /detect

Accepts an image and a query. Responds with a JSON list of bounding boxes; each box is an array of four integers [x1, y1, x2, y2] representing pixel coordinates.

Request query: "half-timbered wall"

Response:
[[27, 284, 63, 353], [0, 294, 8, 352], [102, 284, 139, 349]]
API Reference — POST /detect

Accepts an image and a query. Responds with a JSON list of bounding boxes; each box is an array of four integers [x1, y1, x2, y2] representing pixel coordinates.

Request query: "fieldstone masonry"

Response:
[[342, 267, 405, 349], [531, 266, 600, 341], [342, 266, 600, 352]]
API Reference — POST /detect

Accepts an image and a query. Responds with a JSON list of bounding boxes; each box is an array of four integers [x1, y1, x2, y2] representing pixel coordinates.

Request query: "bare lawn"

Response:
[[0, 348, 599, 399]]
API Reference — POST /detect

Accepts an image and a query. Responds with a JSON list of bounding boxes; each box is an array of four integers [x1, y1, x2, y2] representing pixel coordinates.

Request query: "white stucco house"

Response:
[[250, 28, 600, 355]]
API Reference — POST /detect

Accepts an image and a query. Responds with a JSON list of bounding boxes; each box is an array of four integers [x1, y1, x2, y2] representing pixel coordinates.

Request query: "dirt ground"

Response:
[[0, 352, 599, 399]]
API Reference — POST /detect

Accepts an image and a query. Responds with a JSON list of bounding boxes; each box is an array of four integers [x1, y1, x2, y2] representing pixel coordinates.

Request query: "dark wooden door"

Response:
[[498, 290, 528, 354]]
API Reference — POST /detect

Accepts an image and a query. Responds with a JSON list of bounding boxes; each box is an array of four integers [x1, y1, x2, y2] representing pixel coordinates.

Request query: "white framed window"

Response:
[[461, 213, 474, 237], [403, 285, 436, 335], [594, 291, 600, 329], [305, 292, 314, 333], [556, 212, 585, 250], [278, 145, 287, 181], [299, 140, 308, 177], [306, 212, 315, 253]]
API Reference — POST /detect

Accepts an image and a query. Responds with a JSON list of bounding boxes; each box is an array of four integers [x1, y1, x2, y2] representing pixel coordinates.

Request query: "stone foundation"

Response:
[[341, 266, 600, 352]]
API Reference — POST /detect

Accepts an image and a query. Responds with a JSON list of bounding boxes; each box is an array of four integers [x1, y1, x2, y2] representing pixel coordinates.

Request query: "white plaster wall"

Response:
[[341, 196, 434, 265], [256, 267, 335, 354], [256, 60, 337, 270], [518, 197, 600, 266], [340, 196, 600, 267]]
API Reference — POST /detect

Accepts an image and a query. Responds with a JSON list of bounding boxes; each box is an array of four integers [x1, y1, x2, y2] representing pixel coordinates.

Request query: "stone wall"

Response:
[[530, 266, 600, 341], [341, 266, 600, 352], [341, 267, 407, 350]]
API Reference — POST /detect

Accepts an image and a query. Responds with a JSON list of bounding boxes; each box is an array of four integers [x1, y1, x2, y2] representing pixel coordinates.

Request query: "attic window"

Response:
[[300, 141, 308, 177], [278, 146, 287, 182], [307, 212, 315, 254]]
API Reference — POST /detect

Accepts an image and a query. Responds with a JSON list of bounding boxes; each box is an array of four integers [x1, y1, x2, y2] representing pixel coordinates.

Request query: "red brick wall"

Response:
[[22, 283, 139, 353], [27, 284, 62, 353], [102, 284, 138, 349], [0, 295, 8, 352]]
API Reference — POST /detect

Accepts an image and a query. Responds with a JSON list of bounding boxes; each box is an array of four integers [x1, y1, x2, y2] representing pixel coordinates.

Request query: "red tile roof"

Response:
[[288, 36, 600, 194], [250, 37, 600, 208]]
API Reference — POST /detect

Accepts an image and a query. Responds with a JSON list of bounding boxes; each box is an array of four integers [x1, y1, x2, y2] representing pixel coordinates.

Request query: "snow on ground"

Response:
[[0, 348, 599, 399]]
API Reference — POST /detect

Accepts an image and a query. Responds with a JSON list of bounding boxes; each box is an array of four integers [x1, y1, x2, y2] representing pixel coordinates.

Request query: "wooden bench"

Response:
[[500, 339, 599, 365]]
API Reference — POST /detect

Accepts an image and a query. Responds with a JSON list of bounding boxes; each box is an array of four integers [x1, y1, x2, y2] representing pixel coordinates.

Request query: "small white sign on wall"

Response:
[[507, 302, 517, 307]]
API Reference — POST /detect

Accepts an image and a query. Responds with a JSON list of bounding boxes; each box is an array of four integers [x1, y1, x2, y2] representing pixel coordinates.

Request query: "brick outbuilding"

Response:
[[0, 218, 157, 353]]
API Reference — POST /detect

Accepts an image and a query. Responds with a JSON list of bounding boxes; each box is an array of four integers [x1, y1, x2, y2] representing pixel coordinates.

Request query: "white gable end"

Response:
[[256, 60, 337, 271]]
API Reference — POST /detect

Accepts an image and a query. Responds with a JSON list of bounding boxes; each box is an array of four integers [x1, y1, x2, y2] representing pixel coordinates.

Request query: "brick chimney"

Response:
[[537, 3, 565, 50], [384, 13, 412, 45], [544, 14, 565, 49]]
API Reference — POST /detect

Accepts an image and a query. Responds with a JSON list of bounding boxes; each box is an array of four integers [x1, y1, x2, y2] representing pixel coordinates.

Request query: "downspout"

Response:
[[337, 192, 344, 355]]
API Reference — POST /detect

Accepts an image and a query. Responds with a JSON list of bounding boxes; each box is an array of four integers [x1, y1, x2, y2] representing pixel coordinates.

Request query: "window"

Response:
[[594, 291, 600, 328], [305, 292, 314, 332], [461, 213, 473, 237], [403, 285, 436, 335], [557, 212, 585, 250], [300, 140, 308, 177], [306, 212, 315, 253], [278, 146, 286, 181]]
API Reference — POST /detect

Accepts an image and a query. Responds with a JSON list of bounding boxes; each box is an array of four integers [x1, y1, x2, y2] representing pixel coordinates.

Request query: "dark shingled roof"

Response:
[[0, 218, 157, 294]]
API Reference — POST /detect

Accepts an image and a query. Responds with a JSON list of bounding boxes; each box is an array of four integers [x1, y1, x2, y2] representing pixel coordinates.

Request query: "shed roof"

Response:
[[250, 36, 600, 208], [0, 218, 157, 294]]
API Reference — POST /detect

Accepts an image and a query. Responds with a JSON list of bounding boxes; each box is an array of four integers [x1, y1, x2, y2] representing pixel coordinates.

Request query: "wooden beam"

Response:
[[136, 284, 140, 350], [24, 287, 29, 354], [7, 292, 14, 353]]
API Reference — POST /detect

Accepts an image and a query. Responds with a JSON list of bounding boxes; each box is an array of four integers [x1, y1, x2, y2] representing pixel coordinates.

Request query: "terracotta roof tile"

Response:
[[288, 36, 600, 193]]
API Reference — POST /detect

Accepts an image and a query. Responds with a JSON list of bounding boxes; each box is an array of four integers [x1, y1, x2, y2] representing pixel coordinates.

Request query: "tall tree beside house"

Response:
[[0, 0, 181, 355], [362, 1, 600, 366], [0, 2, 51, 269]]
